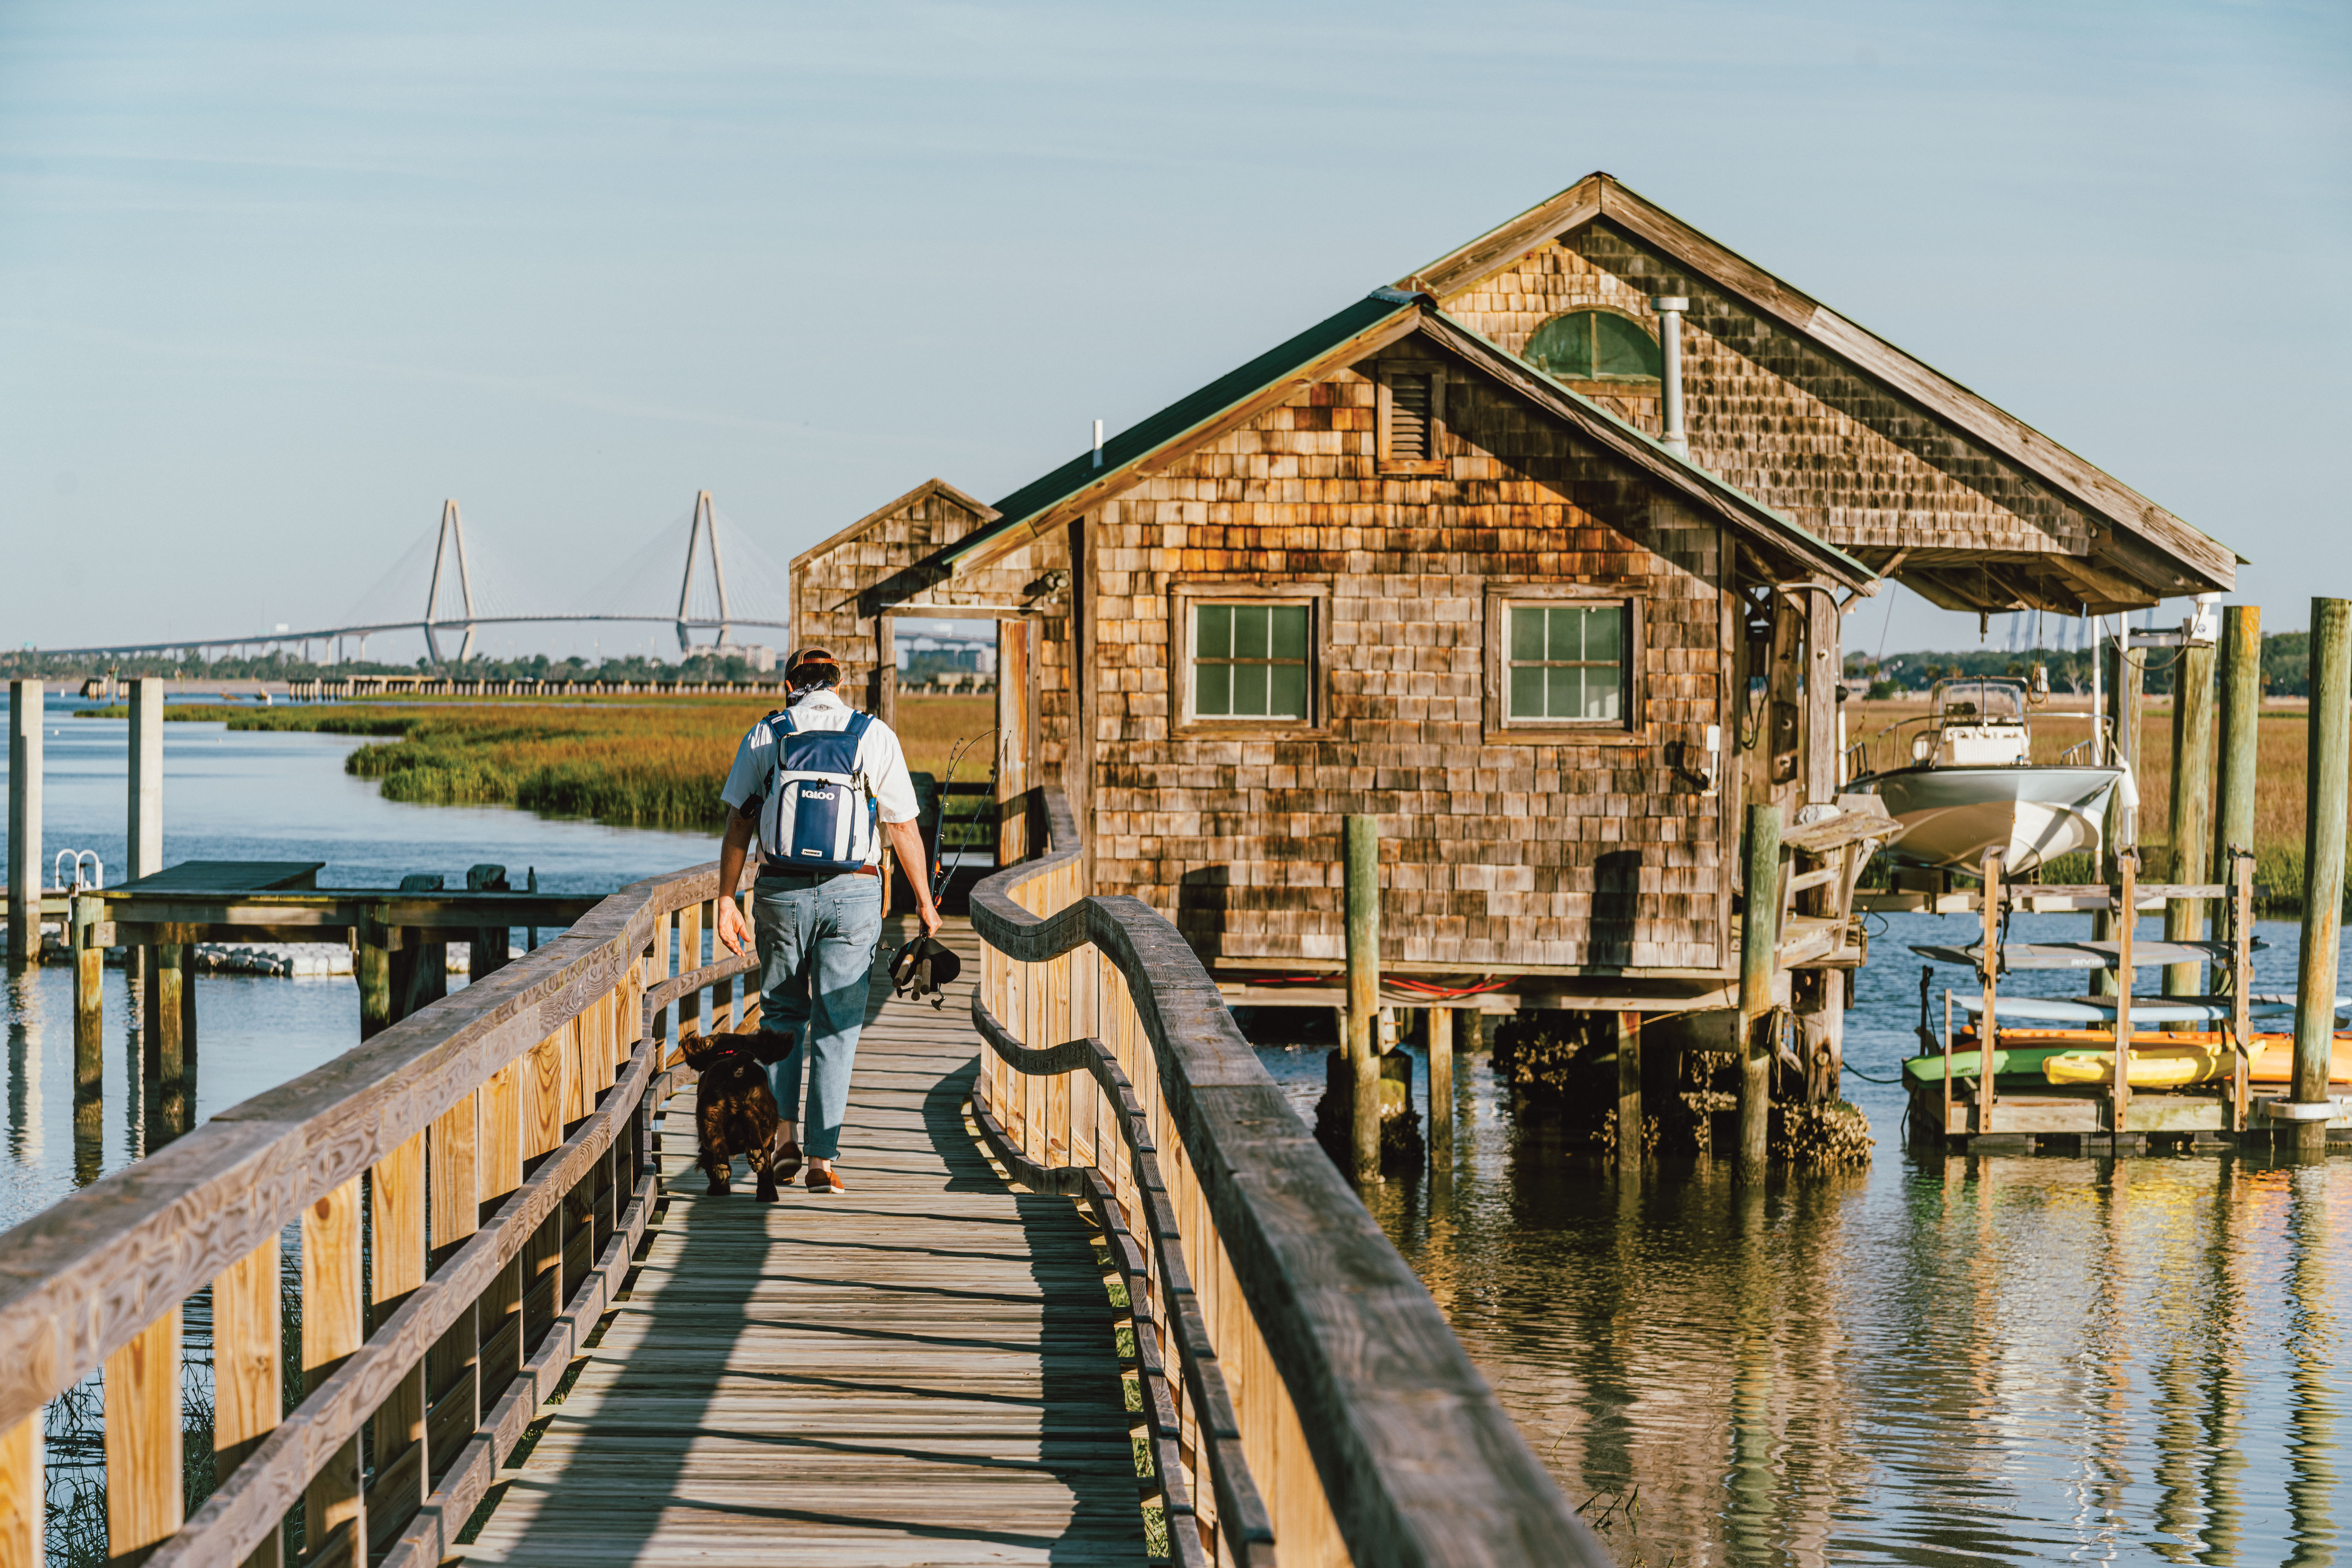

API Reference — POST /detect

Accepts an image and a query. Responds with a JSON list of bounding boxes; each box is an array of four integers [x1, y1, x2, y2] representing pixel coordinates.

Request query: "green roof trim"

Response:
[[944, 292, 1414, 567]]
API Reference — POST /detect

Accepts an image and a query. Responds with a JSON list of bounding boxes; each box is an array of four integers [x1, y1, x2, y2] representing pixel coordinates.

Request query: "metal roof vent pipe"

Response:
[[1092, 418, 1104, 468], [1652, 295, 1690, 459]]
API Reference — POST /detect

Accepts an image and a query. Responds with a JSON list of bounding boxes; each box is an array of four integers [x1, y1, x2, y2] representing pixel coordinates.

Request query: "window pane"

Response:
[[1593, 313, 1663, 379], [1548, 665, 1578, 719], [1524, 313, 1596, 379], [1510, 664, 1545, 720], [1511, 605, 1544, 662], [1197, 603, 1232, 661], [1196, 661, 1231, 717], [1270, 604, 1308, 661], [1586, 671, 1621, 721], [1233, 604, 1269, 661], [1234, 662, 1269, 716], [1269, 662, 1307, 720], [1583, 605, 1622, 664], [1553, 606, 1584, 661]]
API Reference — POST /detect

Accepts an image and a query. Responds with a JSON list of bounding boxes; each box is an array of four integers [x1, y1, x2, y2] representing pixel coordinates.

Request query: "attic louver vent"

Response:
[[1388, 374, 1434, 460]]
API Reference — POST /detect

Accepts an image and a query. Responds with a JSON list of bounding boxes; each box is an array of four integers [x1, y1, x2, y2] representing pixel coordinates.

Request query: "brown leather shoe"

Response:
[[806, 1166, 846, 1194], [768, 1136, 804, 1184]]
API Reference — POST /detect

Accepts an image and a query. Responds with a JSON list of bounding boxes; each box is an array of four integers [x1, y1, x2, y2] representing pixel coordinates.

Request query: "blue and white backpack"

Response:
[[756, 708, 878, 875]]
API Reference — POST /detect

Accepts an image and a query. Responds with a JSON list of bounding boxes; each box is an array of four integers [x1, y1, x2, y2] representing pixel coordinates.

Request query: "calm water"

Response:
[[0, 693, 722, 1231], [9, 699, 2352, 1563], [1257, 915, 2352, 1565]]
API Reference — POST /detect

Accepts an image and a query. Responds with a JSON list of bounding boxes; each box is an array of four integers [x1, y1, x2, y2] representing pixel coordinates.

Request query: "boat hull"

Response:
[[1852, 764, 2123, 874]]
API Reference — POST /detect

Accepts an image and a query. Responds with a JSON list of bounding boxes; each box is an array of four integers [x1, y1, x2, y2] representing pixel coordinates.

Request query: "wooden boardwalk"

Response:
[[461, 918, 1148, 1566]]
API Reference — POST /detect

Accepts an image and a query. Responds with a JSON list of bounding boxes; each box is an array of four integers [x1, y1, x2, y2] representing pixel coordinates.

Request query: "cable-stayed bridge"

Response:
[[43, 491, 792, 664]]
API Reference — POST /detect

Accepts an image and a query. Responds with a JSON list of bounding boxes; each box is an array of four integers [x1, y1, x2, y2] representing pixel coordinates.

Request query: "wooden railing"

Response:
[[969, 790, 1604, 1568], [0, 862, 757, 1568]]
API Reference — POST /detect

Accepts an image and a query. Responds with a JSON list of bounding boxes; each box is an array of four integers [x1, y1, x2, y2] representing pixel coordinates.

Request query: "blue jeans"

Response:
[[751, 872, 884, 1160]]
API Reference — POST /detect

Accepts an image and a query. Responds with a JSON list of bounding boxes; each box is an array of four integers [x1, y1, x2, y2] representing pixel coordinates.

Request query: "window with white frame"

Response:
[[1191, 601, 1313, 721], [1504, 602, 1627, 722]]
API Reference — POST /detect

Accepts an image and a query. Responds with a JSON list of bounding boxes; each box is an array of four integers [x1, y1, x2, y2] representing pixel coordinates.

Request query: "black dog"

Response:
[[673, 1030, 800, 1201]]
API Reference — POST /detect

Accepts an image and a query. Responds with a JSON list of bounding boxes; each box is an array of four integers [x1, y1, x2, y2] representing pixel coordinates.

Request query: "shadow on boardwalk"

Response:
[[462, 917, 1143, 1566]]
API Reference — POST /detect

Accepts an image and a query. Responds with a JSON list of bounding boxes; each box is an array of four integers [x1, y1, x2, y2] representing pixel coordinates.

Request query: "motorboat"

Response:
[[1848, 677, 2127, 875]]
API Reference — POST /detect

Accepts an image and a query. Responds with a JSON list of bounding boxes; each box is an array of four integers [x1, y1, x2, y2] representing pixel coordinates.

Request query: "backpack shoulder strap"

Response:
[[844, 711, 874, 741]]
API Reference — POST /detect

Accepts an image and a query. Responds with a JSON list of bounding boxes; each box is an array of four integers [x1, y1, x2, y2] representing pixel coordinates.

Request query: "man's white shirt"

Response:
[[719, 690, 920, 867]]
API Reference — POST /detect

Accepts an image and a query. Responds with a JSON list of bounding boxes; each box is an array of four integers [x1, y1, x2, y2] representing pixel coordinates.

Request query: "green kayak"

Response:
[[1902, 1045, 2106, 1086]]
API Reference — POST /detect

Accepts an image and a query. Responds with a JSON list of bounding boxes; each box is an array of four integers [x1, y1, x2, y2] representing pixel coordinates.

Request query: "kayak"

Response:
[[1902, 1029, 2352, 1090], [2043, 1036, 2352, 1088]]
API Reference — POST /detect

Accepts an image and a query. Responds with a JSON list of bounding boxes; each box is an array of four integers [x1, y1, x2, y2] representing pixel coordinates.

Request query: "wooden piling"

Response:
[[1615, 1011, 1642, 1176], [2215, 606, 2263, 879], [1344, 814, 1382, 1185], [5, 681, 39, 970], [1736, 804, 1782, 1180], [72, 891, 103, 1097], [358, 910, 393, 1040], [127, 676, 162, 996], [2093, 634, 2143, 996], [1428, 1006, 1454, 1173], [2290, 597, 2350, 1155], [2165, 635, 2217, 996]]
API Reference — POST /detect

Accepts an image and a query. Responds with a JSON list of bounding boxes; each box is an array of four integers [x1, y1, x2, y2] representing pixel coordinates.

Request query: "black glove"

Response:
[[888, 936, 963, 1008]]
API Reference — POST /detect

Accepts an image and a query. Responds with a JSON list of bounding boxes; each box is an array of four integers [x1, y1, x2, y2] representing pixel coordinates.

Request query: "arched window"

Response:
[[1525, 310, 1661, 383]]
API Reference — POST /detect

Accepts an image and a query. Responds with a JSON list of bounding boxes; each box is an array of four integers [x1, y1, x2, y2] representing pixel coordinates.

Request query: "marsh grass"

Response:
[[86, 695, 997, 833]]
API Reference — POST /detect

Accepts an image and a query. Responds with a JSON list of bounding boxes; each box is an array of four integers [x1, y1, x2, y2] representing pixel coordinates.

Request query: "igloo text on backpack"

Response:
[[758, 710, 877, 874]]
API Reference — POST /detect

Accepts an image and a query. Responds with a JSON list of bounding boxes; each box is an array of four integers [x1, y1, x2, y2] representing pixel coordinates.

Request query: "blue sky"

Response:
[[2, 0, 2345, 662]]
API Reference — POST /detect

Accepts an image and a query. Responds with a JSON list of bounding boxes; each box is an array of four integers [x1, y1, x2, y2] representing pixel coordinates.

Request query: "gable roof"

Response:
[[936, 290, 1872, 591], [790, 477, 998, 576], [1401, 172, 2236, 604]]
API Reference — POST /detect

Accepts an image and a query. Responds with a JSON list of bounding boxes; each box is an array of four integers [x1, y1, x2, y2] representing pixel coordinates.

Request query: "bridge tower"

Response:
[[423, 499, 478, 664], [676, 489, 734, 653]]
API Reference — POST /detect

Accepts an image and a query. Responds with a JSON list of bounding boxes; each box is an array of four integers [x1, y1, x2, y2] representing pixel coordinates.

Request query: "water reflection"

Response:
[[1257, 920, 2352, 1565]]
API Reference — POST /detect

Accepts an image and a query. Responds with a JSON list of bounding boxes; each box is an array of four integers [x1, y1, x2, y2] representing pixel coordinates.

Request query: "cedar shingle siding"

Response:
[[1085, 363, 1729, 972]]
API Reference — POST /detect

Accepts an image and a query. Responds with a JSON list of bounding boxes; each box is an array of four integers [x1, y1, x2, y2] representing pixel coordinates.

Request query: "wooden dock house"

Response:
[[828, 173, 2242, 1132]]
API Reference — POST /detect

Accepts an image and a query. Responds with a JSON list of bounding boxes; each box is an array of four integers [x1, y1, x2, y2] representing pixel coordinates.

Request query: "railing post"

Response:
[[1343, 815, 1382, 1185], [2289, 597, 2350, 1155], [214, 1238, 283, 1568], [303, 1179, 365, 1562], [104, 1308, 181, 1565], [1736, 804, 1782, 1181]]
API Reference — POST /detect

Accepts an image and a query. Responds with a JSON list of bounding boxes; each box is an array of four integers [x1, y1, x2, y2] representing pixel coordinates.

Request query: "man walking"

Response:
[[714, 647, 940, 1194]]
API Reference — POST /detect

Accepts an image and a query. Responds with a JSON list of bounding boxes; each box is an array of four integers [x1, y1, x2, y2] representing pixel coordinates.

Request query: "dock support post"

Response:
[[2093, 633, 2144, 996], [1615, 1011, 1642, 1177], [1737, 804, 1782, 1181], [2289, 597, 2350, 1155], [6, 681, 40, 971], [145, 935, 187, 1145], [73, 891, 103, 1082], [1979, 849, 2002, 1134], [1428, 1006, 1454, 1174], [2215, 607, 2262, 880], [2166, 633, 2217, 996], [1344, 814, 1382, 1185], [358, 909, 393, 1040], [127, 677, 163, 994]]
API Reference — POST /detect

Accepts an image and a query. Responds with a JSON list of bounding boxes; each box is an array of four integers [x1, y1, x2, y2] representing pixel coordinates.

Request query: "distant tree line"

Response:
[[0, 647, 774, 684], [1847, 630, 2313, 699]]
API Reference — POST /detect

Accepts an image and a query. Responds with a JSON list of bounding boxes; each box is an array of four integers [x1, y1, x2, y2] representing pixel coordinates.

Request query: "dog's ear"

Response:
[[742, 1031, 798, 1065], [679, 1037, 736, 1071]]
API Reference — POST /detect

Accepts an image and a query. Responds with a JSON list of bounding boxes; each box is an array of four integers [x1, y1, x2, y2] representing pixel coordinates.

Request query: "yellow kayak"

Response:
[[2042, 1038, 2352, 1089]]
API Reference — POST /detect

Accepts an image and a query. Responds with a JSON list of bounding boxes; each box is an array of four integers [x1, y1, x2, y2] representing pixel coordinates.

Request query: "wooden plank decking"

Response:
[[461, 917, 1147, 1566]]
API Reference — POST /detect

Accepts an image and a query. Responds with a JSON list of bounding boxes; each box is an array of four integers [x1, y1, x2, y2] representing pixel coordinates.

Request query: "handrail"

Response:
[[968, 789, 1604, 1568], [0, 860, 756, 1567]]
